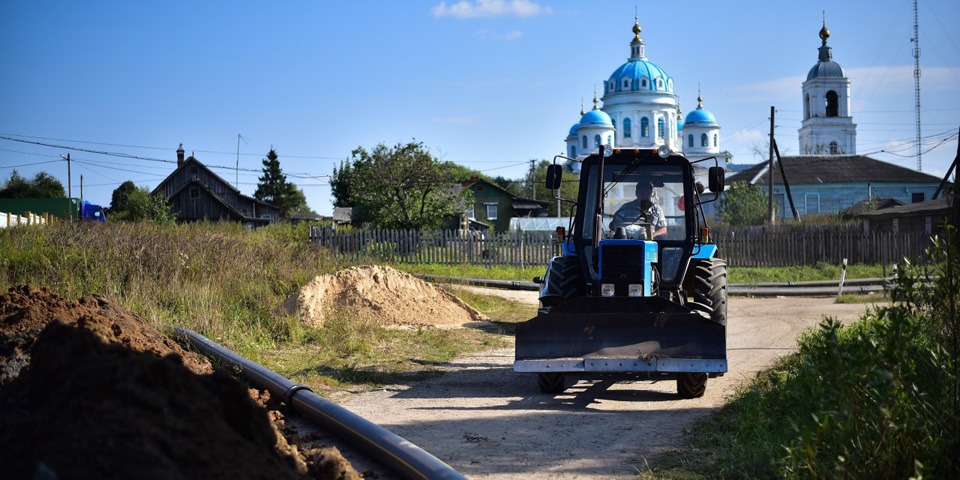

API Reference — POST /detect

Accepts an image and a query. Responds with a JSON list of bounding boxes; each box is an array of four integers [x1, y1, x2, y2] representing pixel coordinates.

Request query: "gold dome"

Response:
[[819, 17, 830, 41], [633, 16, 641, 40]]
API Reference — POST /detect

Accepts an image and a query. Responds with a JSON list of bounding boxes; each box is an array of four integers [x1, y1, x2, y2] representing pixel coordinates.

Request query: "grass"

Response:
[[391, 263, 545, 282], [0, 221, 537, 393], [728, 262, 886, 284], [834, 292, 890, 304]]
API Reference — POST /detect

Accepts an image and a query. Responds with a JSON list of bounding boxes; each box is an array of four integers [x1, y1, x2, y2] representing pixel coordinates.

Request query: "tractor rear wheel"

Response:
[[538, 372, 566, 394], [539, 256, 582, 307], [677, 372, 707, 398]]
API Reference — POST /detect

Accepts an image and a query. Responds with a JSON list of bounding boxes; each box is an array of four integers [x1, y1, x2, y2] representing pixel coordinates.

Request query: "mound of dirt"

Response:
[[0, 285, 360, 480], [287, 265, 486, 327]]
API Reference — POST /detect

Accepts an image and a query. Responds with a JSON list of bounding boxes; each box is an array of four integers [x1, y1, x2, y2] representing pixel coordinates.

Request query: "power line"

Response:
[[0, 159, 63, 169]]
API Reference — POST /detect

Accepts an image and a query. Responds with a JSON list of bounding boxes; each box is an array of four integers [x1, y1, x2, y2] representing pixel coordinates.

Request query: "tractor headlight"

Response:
[[628, 284, 643, 297], [601, 284, 615, 297]]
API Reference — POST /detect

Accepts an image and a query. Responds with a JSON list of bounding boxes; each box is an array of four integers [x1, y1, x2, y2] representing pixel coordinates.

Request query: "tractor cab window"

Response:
[[580, 164, 688, 242]]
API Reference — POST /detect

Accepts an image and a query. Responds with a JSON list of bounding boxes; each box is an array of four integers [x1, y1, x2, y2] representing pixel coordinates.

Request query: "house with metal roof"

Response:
[[153, 145, 279, 227], [727, 155, 943, 220], [460, 178, 548, 231]]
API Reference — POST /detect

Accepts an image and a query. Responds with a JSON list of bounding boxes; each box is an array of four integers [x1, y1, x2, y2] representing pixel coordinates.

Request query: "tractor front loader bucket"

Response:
[[514, 296, 727, 374]]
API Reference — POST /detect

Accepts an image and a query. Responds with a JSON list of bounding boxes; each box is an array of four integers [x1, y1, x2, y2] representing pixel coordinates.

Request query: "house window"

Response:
[[911, 192, 924, 203], [190, 188, 199, 199], [829, 141, 838, 154], [688, 134, 694, 147], [465, 205, 475, 219], [805, 193, 820, 215], [640, 117, 649, 137], [582, 136, 588, 149], [485, 203, 498, 220], [657, 118, 664, 138], [594, 134, 601, 148], [623, 118, 632, 138], [701, 133, 708, 147]]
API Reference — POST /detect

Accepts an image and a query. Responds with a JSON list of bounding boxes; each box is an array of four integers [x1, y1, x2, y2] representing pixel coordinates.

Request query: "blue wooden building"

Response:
[[726, 155, 943, 220]]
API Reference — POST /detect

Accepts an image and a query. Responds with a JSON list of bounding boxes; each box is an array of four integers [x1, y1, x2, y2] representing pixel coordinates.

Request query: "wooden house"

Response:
[[726, 156, 943, 221], [153, 147, 279, 226], [460, 178, 548, 231], [857, 197, 953, 235]]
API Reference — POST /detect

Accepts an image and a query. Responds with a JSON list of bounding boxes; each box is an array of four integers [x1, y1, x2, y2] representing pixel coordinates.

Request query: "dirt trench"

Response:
[[0, 285, 360, 480]]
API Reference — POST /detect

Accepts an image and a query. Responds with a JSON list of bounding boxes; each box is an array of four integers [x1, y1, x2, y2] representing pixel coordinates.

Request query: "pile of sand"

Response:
[[0, 285, 360, 480], [286, 265, 486, 327]]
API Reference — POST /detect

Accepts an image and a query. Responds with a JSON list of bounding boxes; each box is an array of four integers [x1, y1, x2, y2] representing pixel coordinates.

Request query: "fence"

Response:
[[310, 227, 559, 267], [1, 211, 48, 228], [712, 226, 933, 267], [310, 225, 936, 268]]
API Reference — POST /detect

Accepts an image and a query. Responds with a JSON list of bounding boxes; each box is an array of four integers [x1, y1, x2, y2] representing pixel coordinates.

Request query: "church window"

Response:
[[582, 136, 587, 149], [829, 141, 838, 154], [701, 133, 708, 147], [623, 118, 632, 138], [610, 81, 615, 91], [657, 118, 665, 138], [642, 79, 647, 88], [668, 79, 673, 91], [569, 145, 576, 158], [623, 79, 630, 89], [657, 78, 663, 90], [607, 135, 612, 146], [688, 134, 694, 147], [641, 117, 649, 137], [594, 135, 601, 148], [713, 134, 717, 147], [825, 90, 839, 117], [804, 93, 811, 119]]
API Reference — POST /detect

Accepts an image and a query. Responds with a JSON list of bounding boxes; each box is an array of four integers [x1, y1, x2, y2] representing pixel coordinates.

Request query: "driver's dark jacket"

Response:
[[610, 201, 667, 231]]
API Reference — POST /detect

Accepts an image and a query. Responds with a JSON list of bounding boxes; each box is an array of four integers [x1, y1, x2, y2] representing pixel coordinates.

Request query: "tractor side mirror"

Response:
[[545, 164, 563, 190], [708, 167, 725, 193]]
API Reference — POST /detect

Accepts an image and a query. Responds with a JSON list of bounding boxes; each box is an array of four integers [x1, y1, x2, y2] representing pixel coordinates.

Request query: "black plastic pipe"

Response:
[[173, 326, 466, 480]]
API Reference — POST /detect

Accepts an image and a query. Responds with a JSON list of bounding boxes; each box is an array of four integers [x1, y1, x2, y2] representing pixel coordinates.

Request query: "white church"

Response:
[[564, 16, 722, 167]]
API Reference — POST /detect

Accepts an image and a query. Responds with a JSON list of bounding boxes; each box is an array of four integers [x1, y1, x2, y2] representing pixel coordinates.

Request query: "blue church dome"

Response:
[[684, 108, 718, 127], [579, 109, 612, 126], [568, 123, 580, 136], [607, 59, 672, 94]]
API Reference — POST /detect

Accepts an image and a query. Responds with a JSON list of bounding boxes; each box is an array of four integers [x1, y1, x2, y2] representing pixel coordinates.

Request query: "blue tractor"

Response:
[[514, 145, 727, 398]]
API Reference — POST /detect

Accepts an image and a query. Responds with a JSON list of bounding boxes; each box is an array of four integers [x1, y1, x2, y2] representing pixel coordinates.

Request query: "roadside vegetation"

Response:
[[728, 262, 886, 284], [641, 229, 960, 479], [0, 221, 535, 392]]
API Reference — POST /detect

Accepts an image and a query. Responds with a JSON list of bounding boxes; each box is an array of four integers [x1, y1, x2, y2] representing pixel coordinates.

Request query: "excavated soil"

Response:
[[0, 285, 360, 480], [287, 265, 486, 327]]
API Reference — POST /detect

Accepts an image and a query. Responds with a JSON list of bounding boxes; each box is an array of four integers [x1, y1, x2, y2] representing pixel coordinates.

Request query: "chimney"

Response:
[[177, 143, 185, 167]]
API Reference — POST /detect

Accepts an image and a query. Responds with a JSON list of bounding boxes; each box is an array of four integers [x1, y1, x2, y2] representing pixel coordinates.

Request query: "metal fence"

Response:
[[310, 227, 559, 267], [310, 225, 936, 268]]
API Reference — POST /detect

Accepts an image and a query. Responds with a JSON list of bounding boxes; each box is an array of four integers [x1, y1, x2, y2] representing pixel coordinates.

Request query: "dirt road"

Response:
[[304, 292, 882, 479]]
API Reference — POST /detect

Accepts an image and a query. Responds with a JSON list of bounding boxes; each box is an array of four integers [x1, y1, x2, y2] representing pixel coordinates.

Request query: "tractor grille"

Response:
[[600, 244, 643, 283]]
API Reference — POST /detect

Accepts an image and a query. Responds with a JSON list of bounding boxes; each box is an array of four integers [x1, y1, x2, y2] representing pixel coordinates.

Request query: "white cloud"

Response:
[[432, 0, 552, 19], [473, 29, 523, 41]]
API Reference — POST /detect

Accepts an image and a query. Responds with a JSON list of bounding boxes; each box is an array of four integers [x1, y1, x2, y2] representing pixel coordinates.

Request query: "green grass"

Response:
[[391, 263, 545, 282], [729, 262, 886, 284], [834, 292, 890, 304]]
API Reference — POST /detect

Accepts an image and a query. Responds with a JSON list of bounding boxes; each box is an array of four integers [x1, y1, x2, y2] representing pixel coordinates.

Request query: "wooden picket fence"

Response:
[[310, 227, 559, 267], [712, 225, 933, 267], [310, 225, 935, 268]]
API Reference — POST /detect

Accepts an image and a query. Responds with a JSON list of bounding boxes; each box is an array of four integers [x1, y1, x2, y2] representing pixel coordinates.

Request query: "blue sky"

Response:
[[2, 0, 958, 215]]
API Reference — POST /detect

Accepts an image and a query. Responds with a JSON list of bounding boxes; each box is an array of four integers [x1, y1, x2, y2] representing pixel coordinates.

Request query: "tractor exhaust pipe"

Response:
[[174, 326, 466, 480]]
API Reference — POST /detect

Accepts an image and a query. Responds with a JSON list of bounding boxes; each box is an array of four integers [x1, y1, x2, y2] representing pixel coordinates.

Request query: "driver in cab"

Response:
[[610, 181, 667, 239]]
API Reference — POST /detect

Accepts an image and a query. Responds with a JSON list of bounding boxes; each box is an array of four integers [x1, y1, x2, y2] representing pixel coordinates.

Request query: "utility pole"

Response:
[[61, 153, 72, 199], [529, 159, 537, 201], [80, 175, 83, 199], [768, 106, 775, 224]]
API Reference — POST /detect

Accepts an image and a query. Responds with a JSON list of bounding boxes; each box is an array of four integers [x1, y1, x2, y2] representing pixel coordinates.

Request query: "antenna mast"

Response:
[[912, 0, 922, 171]]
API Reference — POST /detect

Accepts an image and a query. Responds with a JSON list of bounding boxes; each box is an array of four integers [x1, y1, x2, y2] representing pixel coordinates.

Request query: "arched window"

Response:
[[594, 134, 601, 148], [713, 134, 718, 147], [657, 78, 663, 89], [825, 90, 839, 117], [804, 93, 811, 119], [569, 145, 577, 158], [829, 141, 838, 154], [641, 117, 649, 137], [610, 81, 615, 91], [623, 79, 630, 89], [623, 118, 632, 138], [642, 79, 647, 88], [657, 118, 665, 138], [607, 135, 612, 146], [701, 133, 708, 147], [688, 134, 694, 147], [582, 136, 587, 149]]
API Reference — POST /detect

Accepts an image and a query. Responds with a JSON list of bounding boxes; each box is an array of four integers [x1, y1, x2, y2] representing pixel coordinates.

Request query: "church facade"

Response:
[[564, 17, 721, 167]]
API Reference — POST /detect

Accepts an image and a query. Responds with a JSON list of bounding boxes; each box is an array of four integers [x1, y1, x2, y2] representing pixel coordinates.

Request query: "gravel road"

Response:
[[300, 290, 882, 479]]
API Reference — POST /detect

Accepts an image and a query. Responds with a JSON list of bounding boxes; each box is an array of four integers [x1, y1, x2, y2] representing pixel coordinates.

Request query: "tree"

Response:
[[527, 160, 580, 216], [332, 140, 471, 230], [254, 149, 309, 218], [717, 181, 770, 226], [0, 170, 66, 198], [108, 181, 138, 214], [120, 186, 176, 224]]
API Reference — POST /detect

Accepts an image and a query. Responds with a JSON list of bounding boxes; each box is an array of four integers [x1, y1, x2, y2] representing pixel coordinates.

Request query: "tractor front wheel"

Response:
[[677, 372, 707, 398], [538, 372, 566, 394]]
